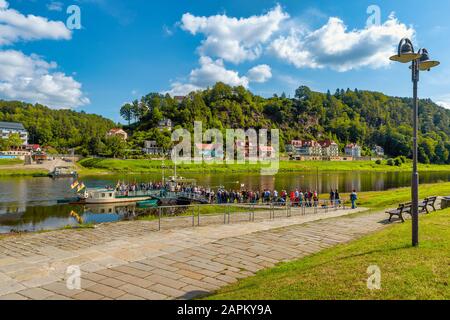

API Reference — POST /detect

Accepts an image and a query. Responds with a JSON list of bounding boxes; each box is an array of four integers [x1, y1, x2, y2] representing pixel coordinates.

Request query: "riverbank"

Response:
[[0, 159, 23, 166], [206, 207, 450, 300], [0, 169, 47, 177], [77, 158, 450, 175]]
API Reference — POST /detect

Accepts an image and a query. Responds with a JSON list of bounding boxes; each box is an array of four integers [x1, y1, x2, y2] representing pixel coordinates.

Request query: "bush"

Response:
[[394, 157, 402, 167], [386, 158, 394, 166], [399, 156, 407, 164], [375, 159, 382, 165]]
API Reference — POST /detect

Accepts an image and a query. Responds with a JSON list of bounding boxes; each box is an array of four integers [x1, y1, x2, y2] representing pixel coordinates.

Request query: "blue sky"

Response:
[[2, 0, 450, 122]]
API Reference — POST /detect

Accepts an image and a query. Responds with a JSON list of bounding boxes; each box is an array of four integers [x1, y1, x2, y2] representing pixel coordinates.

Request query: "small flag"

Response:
[[71, 181, 79, 190], [77, 182, 86, 192]]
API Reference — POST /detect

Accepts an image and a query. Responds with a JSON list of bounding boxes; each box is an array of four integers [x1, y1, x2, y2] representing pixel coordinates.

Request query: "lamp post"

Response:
[[390, 39, 440, 247]]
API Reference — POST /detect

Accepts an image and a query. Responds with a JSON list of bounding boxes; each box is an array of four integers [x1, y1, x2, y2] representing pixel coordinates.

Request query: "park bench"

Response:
[[387, 197, 437, 222], [387, 203, 412, 223], [423, 196, 438, 213]]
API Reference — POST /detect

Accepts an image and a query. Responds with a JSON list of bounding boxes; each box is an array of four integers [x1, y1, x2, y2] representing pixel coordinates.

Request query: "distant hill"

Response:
[[123, 83, 450, 164], [0, 100, 116, 153]]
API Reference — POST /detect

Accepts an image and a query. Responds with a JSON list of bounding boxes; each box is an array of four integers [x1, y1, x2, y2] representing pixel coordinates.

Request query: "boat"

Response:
[[49, 166, 78, 178], [136, 199, 160, 208], [73, 188, 160, 205]]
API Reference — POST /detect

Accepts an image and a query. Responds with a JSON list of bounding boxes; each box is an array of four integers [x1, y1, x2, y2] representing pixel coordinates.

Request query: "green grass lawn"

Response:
[[206, 208, 450, 300], [0, 158, 23, 166], [0, 169, 48, 177], [336, 182, 450, 210], [78, 157, 450, 175]]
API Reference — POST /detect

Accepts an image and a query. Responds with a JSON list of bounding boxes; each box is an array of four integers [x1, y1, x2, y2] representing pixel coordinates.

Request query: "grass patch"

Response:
[[0, 158, 23, 166], [78, 158, 450, 175], [206, 209, 450, 300], [0, 169, 48, 177], [335, 182, 450, 210]]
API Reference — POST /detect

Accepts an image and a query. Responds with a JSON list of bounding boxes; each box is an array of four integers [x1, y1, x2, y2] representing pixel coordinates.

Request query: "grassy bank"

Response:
[[78, 158, 450, 175], [206, 208, 450, 300], [337, 182, 450, 210], [0, 169, 48, 177], [0, 159, 23, 166]]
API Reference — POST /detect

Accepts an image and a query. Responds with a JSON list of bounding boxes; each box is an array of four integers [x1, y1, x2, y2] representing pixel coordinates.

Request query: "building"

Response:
[[290, 140, 323, 156], [319, 140, 340, 157], [372, 145, 385, 157], [0, 121, 28, 145], [195, 143, 223, 159], [142, 140, 163, 155], [107, 128, 128, 141], [345, 143, 362, 158], [158, 119, 173, 131]]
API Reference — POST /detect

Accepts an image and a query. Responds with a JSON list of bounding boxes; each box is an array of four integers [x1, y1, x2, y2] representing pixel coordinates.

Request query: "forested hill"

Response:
[[0, 101, 116, 152], [123, 83, 450, 164]]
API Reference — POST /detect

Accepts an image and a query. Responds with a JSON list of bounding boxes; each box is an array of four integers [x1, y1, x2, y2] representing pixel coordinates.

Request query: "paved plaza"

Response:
[[0, 207, 389, 300]]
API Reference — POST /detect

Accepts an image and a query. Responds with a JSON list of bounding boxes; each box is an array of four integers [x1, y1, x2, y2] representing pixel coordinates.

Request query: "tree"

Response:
[[120, 103, 133, 126], [87, 137, 105, 155], [105, 136, 127, 158], [7, 133, 23, 149]]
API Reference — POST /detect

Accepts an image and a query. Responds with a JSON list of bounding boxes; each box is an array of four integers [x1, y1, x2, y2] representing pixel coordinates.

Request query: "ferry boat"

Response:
[[74, 188, 160, 205], [49, 166, 78, 178]]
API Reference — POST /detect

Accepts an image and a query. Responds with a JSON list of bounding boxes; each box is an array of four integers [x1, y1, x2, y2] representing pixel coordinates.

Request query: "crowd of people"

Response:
[[105, 181, 358, 209]]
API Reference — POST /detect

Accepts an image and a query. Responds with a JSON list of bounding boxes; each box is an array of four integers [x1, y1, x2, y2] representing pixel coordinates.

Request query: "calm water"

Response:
[[1, 171, 449, 233]]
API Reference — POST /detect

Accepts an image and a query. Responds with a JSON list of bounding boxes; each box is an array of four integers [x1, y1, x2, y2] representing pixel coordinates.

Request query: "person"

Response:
[[329, 189, 335, 207], [313, 191, 319, 207], [299, 190, 304, 207], [335, 189, 341, 207], [350, 190, 358, 209]]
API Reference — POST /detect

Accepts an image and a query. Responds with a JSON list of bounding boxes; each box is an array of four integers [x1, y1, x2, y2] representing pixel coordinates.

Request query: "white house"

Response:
[[345, 143, 362, 158], [142, 140, 163, 155], [0, 121, 28, 145]]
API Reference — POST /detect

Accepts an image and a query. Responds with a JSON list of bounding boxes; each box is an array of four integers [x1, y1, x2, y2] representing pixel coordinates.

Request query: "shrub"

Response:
[[386, 158, 394, 166], [394, 157, 402, 167], [375, 159, 382, 165]]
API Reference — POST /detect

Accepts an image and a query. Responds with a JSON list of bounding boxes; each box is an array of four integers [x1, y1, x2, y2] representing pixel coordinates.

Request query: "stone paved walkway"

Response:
[[0, 207, 390, 300]]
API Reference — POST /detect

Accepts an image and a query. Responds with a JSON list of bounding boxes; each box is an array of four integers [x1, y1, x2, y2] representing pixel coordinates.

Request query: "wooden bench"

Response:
[[387, 197, 438, 222], [387, 203, 412, 223], [424, 196, 438, 212]]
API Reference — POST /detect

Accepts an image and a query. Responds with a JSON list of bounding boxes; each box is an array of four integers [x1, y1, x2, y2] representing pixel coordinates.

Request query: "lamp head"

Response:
[[418, 48, 440, 71], [390, 38, 421, 63]]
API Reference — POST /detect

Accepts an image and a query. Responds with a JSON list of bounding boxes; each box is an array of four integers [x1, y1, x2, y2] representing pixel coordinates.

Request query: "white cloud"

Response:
[[247, 64, 272, 83], [269, 13, 415, 71], [46, 1, 64, 12], [181, 5, 288, 64], [436, 95, 450, 110], [437, 101, 450, 110], [0, 1, 71, 46], [0, 50, 89, 108], [167, 56, 249, 96], [167, 82, 202, 97], [190, 56, 249, 88]]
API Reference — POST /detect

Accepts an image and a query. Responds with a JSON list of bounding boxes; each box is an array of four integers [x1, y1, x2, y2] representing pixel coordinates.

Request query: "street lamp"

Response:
[[390, 38, 440, 247]]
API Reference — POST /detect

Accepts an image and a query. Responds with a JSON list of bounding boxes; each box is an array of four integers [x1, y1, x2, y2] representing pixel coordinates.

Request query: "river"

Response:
[[1, 171, 449, 233]]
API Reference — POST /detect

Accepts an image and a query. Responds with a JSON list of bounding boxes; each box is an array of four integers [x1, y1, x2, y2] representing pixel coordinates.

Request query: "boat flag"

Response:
[[71, 181, 79, 190], [77, 182, 86, 192]]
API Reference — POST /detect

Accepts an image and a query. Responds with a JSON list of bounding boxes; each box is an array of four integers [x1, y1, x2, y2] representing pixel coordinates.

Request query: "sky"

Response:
[[1, 0, 450, 122]]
